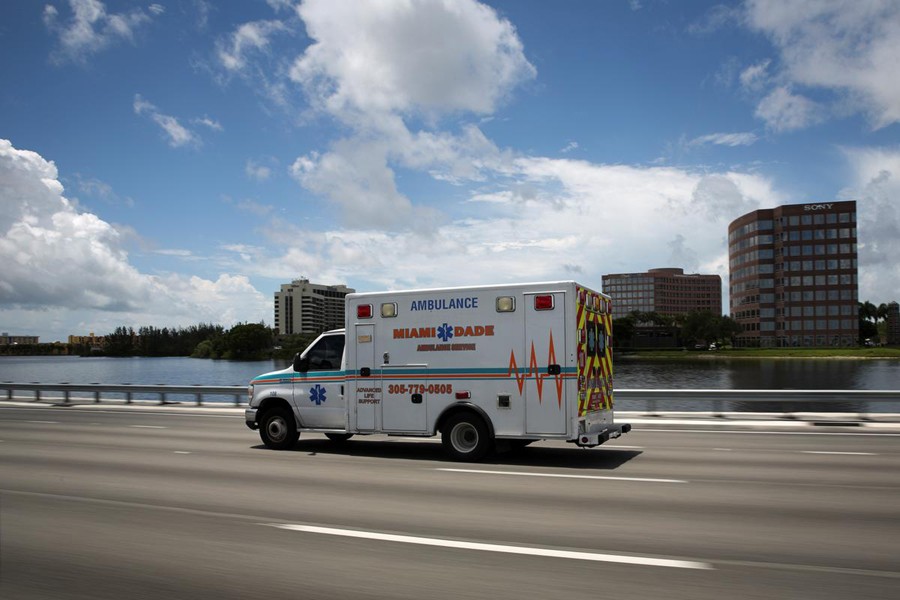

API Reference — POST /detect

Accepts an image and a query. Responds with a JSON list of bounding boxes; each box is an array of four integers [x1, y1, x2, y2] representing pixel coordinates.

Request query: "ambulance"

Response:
[[245, 281, 630, 461]]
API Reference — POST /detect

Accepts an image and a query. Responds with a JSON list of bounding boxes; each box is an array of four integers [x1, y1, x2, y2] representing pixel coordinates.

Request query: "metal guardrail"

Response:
[[1, 383, 899, 416], [0, 382, 246, 406], [615, 389, 900, 417]]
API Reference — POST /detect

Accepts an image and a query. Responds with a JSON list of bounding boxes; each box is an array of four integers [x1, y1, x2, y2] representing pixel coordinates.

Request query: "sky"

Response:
[[1, 0, 899, 342]]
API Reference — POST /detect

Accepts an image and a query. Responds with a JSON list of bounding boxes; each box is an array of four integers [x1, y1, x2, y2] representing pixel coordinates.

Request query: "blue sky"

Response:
[[1, 0, 899, 341]]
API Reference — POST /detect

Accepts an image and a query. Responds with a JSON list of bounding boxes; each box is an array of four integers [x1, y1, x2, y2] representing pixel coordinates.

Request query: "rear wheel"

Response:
[[259, 406, 299, 450], [325, 433, 354, 442], [441, 412, 492, 462]]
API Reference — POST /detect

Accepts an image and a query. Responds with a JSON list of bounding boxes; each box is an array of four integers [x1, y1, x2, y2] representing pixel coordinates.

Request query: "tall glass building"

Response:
[[728, 201, 858, 347]]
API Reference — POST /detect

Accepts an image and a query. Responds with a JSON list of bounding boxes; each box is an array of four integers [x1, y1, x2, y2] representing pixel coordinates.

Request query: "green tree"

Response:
[[222, 323, 273, 360]]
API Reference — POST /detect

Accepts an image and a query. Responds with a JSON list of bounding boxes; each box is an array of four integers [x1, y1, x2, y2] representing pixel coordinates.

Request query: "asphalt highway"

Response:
[[1, 404, 898, 599]]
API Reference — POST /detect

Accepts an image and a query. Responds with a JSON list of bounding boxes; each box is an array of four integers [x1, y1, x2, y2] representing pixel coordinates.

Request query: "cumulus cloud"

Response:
[[230, 158, 779, 301], [839, 146, 900, 303], [745, 0, 900, 129], [43, 0, 155, 64], [291, 0, 536, 119], [282, 0, 535, 228], [133, 95, 200, 148], [0, 139, 269, 338]]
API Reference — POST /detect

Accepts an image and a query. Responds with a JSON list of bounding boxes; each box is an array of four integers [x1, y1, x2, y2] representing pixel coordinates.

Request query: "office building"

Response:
[[1, 333, 39, 345], [602, 268, 722, 319], [728, 200, 858, 347], [274, 278, 355, 336], [886, 302, 900, 345]]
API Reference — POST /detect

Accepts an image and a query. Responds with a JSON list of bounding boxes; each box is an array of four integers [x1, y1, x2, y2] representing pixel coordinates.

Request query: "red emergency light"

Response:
[[357, 304, 373, 319], [534, 295, 554, 311]]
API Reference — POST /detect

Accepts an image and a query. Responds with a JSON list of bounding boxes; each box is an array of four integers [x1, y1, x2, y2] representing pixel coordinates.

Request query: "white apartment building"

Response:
[[274, 279, 355, 336]]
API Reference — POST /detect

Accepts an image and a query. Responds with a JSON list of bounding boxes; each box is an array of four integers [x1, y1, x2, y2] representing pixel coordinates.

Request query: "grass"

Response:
[[618, 347, 900, 359]]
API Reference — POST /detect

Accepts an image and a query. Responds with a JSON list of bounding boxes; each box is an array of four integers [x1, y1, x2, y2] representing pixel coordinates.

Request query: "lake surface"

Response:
[[1, 355, 897, 411]]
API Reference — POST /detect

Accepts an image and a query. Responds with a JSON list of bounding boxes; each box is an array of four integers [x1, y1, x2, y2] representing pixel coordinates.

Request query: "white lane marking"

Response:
[[267, 524, 712, 570], [639, 429, 900, 437], [714, 448, 733, 451], [800, 451, 877, 456], [25, 420, 59, 424], [436, 468, 686, 484], [174, 451, 191, 454], [129, 425, 167, 429]]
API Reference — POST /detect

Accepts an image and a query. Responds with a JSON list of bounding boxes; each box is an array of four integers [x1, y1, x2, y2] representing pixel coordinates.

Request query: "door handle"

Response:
[[411, 393, 423, 404]]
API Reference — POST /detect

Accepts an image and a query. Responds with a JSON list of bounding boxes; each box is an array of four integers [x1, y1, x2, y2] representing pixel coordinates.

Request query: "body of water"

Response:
[[1, 355, 897, 411]]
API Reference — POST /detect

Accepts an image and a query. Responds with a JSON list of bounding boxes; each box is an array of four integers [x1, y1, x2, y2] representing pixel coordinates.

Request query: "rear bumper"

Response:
[[245, 407, 259, 430], [573, 423, 631, 447]]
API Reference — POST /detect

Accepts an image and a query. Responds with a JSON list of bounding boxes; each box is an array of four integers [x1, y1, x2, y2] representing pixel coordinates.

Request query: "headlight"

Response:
[[247, 384, 254, 403]]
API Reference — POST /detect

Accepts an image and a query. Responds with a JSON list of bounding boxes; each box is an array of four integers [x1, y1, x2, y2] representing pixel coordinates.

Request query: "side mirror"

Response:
[[293, 353, 310, 373]]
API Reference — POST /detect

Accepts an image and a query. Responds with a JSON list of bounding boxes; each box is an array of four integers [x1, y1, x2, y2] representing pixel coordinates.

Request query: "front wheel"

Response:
[[259, 406, 299, 450], [441, 413, 492, 462]]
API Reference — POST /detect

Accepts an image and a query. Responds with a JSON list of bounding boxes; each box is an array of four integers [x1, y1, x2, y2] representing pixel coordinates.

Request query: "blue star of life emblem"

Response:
[[437, 323, 454, 342], [310, 384, 327, 405]]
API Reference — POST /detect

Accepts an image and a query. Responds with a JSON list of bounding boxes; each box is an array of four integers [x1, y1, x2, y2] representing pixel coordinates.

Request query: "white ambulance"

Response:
[[245, 281, 630, 461]]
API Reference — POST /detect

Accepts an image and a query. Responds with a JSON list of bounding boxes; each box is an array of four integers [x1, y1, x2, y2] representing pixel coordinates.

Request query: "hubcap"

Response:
[[450, 422, 478, 453], [267, 417, 286, 442]]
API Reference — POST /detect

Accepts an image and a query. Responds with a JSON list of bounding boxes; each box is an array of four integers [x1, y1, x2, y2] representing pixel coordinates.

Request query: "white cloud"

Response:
[[43, 0, 155, 64], [739, 59, 770, 91], [839, 146, 900, 304], [193, 116, 223, 131], [689, 132, 759, 147], [0, 139, 269, 340], [745, 0, 900, 129], [245, 159, 272, 181], [282, 0, 534, 228], [148, 4, 165, 16], [133, 94, 200, 148], [216, 19, 287, 72], [560, 141, 579, 154], [290, 0, 536, 119], [233, 159, 779, 303], [754, 86, 822, 132]]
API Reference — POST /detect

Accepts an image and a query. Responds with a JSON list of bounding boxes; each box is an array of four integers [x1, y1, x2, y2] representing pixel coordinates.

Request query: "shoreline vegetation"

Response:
[[618, 347, 900, 359]]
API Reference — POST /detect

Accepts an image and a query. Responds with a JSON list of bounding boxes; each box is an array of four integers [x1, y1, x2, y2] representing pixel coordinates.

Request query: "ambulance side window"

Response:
[[306, 335, 345, 370]]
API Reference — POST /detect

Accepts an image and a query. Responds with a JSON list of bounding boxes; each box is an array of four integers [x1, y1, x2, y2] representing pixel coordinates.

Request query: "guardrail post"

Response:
[[63, 389, 70, 405], [159, 392, 167, 405], [233, 394, 241, 406], [712, 398, 723, 418], [126, 391, 132, 405], [94, 390, 100, 403], [36, 389, 41, 402], [647, 397, 657, 416], [196, 393, 202, 406]]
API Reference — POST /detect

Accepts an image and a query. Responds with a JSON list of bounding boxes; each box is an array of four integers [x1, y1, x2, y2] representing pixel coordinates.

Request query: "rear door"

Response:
[[524, 291, 567, 435]]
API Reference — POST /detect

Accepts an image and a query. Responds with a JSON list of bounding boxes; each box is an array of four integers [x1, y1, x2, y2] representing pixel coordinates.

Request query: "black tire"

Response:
[[325, 432, 354, 442], [441, 412, 492, 462], [259, 406, 299, 450]]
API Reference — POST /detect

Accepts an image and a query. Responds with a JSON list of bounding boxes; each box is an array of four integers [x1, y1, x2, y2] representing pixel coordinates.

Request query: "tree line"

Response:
[[86, 323, 319, 361], [611, 310, 741, 350]]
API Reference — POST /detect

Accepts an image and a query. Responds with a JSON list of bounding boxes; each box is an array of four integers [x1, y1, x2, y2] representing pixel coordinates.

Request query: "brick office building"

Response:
[[728, 201, 858, 347], [602, 268, 722, 319]]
